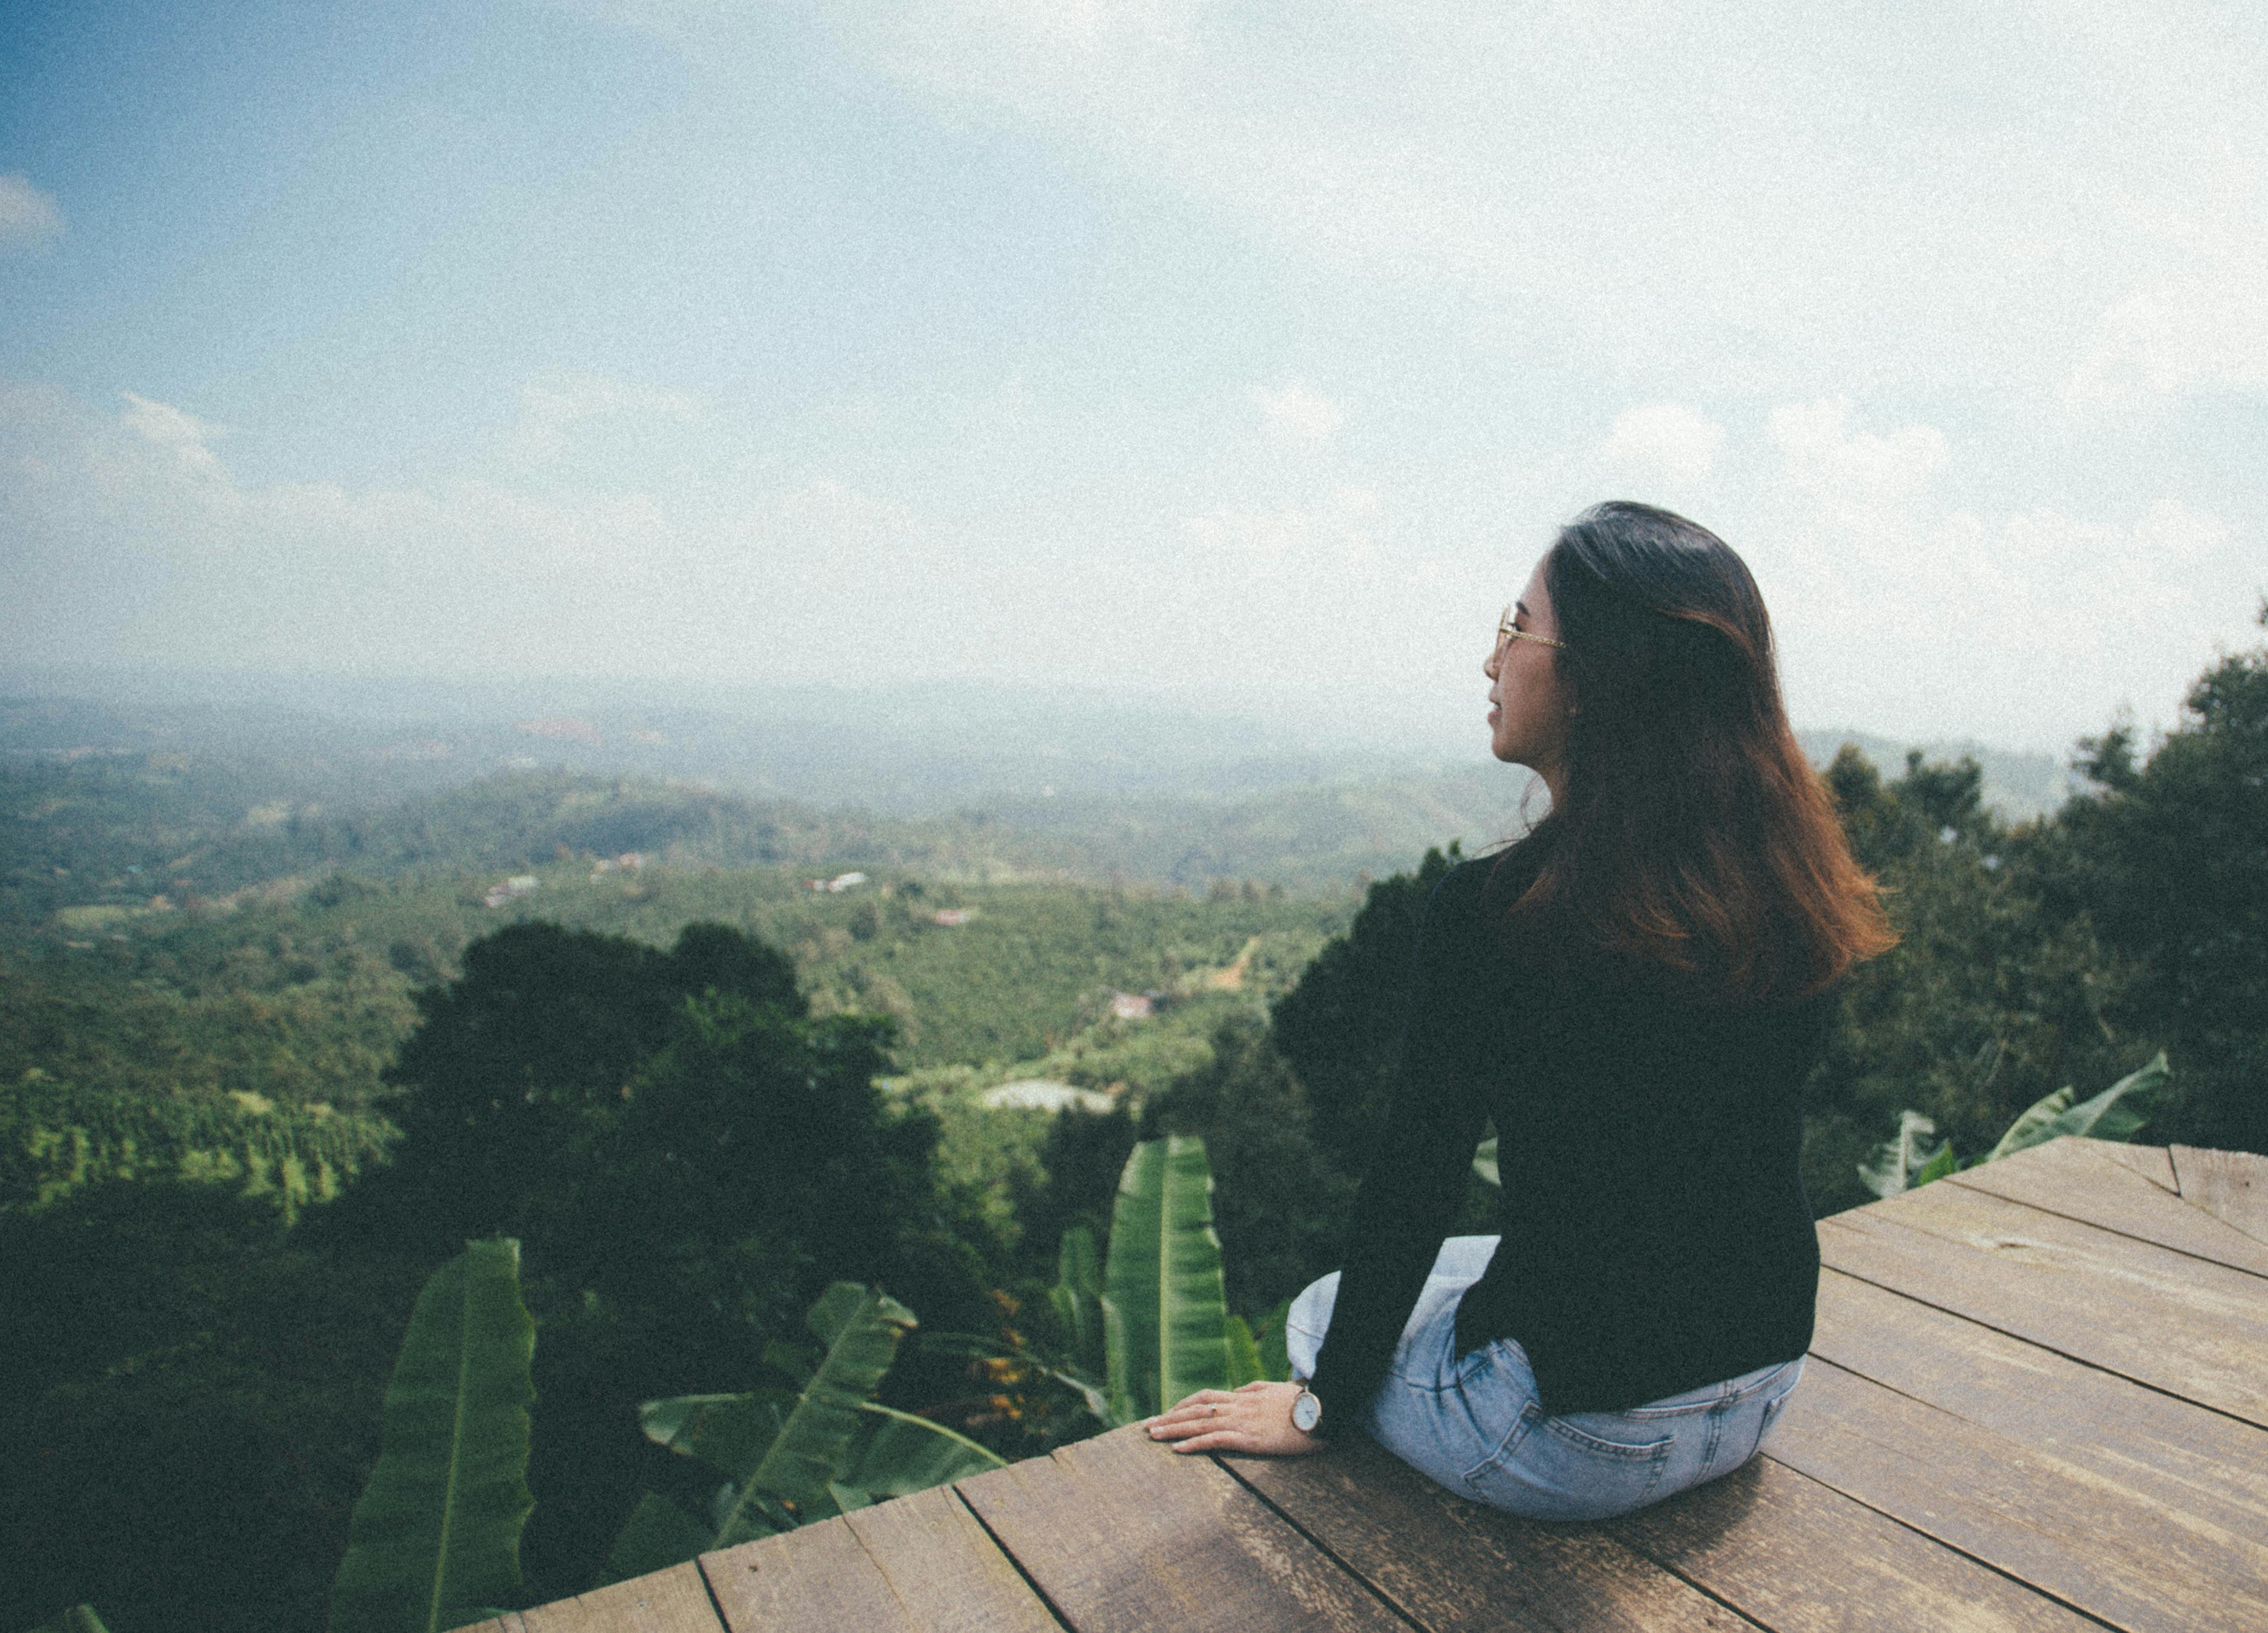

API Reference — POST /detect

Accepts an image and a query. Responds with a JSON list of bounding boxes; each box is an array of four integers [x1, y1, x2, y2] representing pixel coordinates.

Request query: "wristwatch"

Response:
[[1290, 1382, 1322, 1434]]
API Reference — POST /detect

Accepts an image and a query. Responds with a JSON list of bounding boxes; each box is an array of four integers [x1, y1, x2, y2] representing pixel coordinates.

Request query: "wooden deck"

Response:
[[467, 1137, 2268, 1633]]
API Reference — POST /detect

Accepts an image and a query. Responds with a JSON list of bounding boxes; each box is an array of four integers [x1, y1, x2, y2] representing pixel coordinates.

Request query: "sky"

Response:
[[1, 0, 2263, 755]]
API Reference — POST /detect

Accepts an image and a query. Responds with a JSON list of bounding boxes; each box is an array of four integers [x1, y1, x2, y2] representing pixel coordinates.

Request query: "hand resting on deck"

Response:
[[1147, 1381, 1324, 1456]]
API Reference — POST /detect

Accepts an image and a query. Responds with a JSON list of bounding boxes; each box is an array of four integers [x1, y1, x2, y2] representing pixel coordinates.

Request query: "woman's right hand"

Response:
[[1145, 1381, 1324, 1457]]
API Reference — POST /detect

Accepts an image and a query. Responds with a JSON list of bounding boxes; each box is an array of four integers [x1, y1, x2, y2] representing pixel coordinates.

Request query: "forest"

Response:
[[2, 613, 2264, 1633]]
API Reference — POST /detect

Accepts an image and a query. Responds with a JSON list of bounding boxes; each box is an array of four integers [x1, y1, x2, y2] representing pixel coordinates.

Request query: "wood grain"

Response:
[[480, 1147, 2268, 1633], [1943, 1138, 2268, 1275], [700, 1486, 1059, 1633], [1766, 1355, 2268, 1633], [1820, 1181, 2268, 1425], [2082, 1138, 2179, 1192], [956, 1424, 1404, 1633], [2172, 1145, 2268, 1245], [460, 1562, 721, 1633], [1812, 1269, 2268, 1534], [1610, 1457, 2101, 1633], [1226, 1435, 1759, 1633]]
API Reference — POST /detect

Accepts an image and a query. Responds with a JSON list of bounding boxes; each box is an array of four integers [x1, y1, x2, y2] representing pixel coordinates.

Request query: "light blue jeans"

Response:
[[1287, 1235, 1803, 1522]]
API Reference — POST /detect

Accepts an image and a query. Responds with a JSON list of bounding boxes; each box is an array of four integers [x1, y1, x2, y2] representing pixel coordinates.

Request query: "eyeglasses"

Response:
[[1496, 605, 1566, 652]]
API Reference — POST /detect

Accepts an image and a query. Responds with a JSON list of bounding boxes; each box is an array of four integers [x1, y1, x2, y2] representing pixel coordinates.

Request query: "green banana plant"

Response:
[[1858, 1109, 1953, 1200], [603, 1282, 1005, 1583], [327, 1239, 536, 1633], [25, 1607, 110, 1633], [1048, 1224, 1108, 1382], [1985, 1051, 2169, 1161], [1863, 1051, 2171, 1198], [1101, 1136, 1239, 1421]]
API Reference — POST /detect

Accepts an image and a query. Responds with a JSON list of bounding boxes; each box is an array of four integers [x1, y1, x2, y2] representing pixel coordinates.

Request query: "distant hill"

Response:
[[1794, 729, 2079, 824], [2, 676, 2086, 924]]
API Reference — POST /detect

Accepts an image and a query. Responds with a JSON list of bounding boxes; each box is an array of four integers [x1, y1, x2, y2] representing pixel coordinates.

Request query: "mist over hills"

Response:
[[2, 669, 2086, 908]]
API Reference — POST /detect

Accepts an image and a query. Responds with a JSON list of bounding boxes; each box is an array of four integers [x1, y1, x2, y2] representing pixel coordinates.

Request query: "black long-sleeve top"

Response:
[[1306, 847, 1828, 1424]]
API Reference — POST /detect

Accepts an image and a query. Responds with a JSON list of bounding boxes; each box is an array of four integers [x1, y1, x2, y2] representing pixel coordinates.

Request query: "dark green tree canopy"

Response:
[[1269, 843, 1461, 1177], [374, 920, 802, 1248], [2055, 613, 2268, 1150]]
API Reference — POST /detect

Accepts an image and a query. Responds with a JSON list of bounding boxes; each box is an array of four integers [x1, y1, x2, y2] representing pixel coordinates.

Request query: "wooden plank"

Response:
[[1942, 1138, 2268, 1275], [1609, 1456, 2099, 1633], [1812, 1269, 2268, 1534], [2172, 1145, 2268, 1245], [701, 1485, 1060, 1633], [2080, 1138, 2178, 1192], [1820, 1183, 2268, 1426], [956, 1424, 1404, 1633], [1226, 1436, 1758, 1632], [463, 1562, 722, 1633], [1766, 1355, 2268, 1633]]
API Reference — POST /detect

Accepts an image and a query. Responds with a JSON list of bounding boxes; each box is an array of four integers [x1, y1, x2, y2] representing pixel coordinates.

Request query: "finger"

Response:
[[1156, 1397, 1236, 1425], [1154, 1402, 1253, 1436], [1150, 1411, 1238, 1440], [1166, 1389, 1236, 1411], [1151, 1406, 1214, 1430], [1234, 1379, 1276, 1393]]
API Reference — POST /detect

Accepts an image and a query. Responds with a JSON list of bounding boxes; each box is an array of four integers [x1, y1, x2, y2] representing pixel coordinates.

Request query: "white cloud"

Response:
[[119, 392, 227, 475], [1600, 403, 1724, 487], [1767, 399, 1948, 504], [503, 372, 705, 464], [1254, 382, 1346, 444], [0, 381, 942, 681], [815, 0, 2268, 403], [1739, 410, 2254, 748], [2064, 265, 2268, 413], [1185, 485, 1378, 564], [0, 174, 62, 249]]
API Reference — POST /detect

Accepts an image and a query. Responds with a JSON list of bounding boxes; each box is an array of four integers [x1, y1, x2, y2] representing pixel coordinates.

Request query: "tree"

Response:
[[370, 921, 798, 1250], [1011, 1104, 1140, 1284], [2050, 612, 2268, 1152], [531, 995, 958, 1351], [363, 919, 996, 1595], [1269, 845, 1461, 1176], [1806, 746, 2144, 1214]]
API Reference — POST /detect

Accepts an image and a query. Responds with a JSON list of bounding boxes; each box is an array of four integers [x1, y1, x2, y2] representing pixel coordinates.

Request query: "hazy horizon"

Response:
[[5, 2, 2263, 757]]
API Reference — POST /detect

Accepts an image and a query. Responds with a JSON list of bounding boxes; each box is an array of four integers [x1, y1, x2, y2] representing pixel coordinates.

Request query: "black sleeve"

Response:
[[1304, 869, 1494, 1434]]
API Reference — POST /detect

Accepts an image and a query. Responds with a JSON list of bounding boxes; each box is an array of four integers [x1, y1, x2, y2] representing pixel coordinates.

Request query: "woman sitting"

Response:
[[1148, 501, 1893, 1521]]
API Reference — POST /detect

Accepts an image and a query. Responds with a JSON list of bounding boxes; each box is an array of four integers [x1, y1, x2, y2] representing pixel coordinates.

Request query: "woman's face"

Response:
[[1485, 556, 1572, 786]]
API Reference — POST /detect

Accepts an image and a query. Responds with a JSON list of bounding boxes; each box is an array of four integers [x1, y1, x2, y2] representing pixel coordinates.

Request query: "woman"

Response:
[[1147, 502, 1892, 1521]]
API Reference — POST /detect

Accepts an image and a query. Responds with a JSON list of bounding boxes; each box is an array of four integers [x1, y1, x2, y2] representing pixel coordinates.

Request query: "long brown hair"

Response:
[[1495, 502, 1893, 1002]]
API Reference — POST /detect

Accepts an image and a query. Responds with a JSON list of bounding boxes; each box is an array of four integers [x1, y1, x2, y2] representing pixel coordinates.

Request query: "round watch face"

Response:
[[1292, 1389, 1321, 1432]]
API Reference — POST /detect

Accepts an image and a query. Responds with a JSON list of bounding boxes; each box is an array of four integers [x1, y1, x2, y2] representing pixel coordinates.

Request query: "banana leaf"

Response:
[[1048, 1225, 1107, 1380], [328, 1239, 536, 1633], [27, 1608, 110, 1633], [637, 1389, 796, 1477], [611, 1281, 919, 1576], [842, 1402, 1006, 1497], [600, 1492, 720, 1586], [1253, 1296, 1293, 1385], [1224, 1313, 1265, 1388], [1103, 1136, 1233, 1420], [1910, 1141, 1960, 1188], [1986, 1052, 2169, 1162], [729, 1283, 915, 1522], [1039, 1362, 1116, 1426], [1858, 1109, 1947, 1199]]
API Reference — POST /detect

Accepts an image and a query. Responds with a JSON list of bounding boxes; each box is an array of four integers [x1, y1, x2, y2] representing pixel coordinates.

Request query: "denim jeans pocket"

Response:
[[1462, 1400, 1673, 1519], [1744, 1383, 1794, 1462]]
